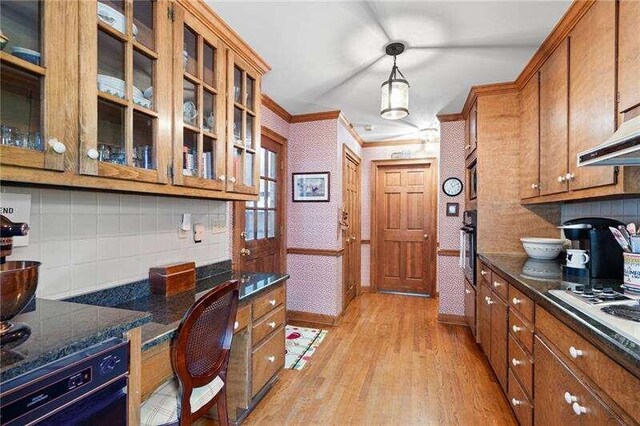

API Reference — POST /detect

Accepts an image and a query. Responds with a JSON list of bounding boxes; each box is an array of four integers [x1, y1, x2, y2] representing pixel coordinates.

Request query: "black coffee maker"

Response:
[[559, 217, 625, 280]]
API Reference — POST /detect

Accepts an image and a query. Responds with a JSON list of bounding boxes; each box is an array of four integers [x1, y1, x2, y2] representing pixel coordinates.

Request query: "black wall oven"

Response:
[[460, 210, 477, 286]]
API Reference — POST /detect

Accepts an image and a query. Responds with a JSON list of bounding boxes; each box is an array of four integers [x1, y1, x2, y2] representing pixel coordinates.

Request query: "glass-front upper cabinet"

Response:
[[78, 0, 172, 184], [226, 51, 261, 195], [172, 6, 226, 191], [0, 0, 72, 171]]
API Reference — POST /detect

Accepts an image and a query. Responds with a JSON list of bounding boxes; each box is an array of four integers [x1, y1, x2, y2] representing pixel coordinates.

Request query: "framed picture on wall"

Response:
[[292, 172, 330, 202], [446, 202, 459, 217]]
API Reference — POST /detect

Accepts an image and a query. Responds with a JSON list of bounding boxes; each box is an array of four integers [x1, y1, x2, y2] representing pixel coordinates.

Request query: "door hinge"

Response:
[[168, 5, 175, 22]]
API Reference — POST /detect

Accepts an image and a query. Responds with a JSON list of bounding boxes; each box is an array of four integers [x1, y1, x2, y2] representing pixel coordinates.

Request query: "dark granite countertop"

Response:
[[0, 299, 151, 383], [113, 272, 289, 351], [478, 253, 640, 379]]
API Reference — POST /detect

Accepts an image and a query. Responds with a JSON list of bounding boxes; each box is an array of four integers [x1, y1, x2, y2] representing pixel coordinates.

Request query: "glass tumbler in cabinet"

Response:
[[78, 0, 172, 184], [226, 51, 261, 195], [171, 6, 226, 192], [0, 0, 73, 172]]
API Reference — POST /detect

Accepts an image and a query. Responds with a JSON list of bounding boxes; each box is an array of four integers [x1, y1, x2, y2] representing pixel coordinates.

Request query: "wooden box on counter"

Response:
[[149, 262, 196, 296]]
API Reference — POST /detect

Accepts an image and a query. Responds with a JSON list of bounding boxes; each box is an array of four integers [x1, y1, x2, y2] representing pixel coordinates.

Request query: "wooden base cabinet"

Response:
[[464, 279, 476, 339], [477, 277, 508, 393]]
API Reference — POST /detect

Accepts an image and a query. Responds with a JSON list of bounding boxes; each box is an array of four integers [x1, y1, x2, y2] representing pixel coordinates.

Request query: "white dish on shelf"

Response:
[[97, 74, 125, 98], [143, 86, 153, 100], [520, 237, 569, 260], [97, 2, 138, 36], [133, 96, 151, 109], [11, 46, 41, 65], [132, 85, 144, 98]]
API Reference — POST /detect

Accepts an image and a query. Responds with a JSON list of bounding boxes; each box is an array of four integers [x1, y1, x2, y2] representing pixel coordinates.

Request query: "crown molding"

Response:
[[290, 110, 342, 123], [436, 113, 464, 123], [362, 139, 426, 148], [461, 82, 519, 118], [261, 93, 292, 123]]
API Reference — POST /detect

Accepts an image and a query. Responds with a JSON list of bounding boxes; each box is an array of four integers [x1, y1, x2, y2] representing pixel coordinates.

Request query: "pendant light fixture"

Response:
[[380, 42, 409, 120]]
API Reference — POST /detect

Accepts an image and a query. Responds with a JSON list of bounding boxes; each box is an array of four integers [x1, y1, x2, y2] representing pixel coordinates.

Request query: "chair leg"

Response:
[[217, 388, 229, 426]]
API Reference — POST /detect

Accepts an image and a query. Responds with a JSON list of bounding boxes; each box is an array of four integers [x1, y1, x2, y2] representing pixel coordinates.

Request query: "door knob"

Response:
[[423, 234, 428, 240]]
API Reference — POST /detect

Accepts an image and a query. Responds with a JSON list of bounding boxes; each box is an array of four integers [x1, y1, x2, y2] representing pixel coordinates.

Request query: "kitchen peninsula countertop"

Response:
[[113, 272, 289, 351], [0, 299, 151, 382], [478, 253, 639, 379]]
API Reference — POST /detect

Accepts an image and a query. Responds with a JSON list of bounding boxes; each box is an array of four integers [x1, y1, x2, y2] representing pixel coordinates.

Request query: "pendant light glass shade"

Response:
[[380, 78, 409, 120]]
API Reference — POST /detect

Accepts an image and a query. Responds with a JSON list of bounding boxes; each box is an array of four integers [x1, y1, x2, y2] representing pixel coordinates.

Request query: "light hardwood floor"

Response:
[[238, 293, 517, 425]]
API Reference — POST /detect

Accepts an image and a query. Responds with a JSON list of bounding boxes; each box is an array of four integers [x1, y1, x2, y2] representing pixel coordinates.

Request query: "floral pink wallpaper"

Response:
[[261, 106, 290, 139], [437, 121, 466, 316]]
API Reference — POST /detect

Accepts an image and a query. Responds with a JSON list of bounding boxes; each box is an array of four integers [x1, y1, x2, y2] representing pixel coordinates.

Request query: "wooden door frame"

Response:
[[342, 144, 362, 309], [370, 158, 438, 294], [232, 126, 287, 273]]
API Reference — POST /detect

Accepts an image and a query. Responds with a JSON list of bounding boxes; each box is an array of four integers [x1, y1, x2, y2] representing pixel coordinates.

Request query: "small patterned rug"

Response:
[[285, 325, 328, 370]]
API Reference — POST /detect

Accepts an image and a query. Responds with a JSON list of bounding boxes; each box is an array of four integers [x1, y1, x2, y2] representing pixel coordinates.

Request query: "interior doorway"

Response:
[[234, 129, 286, 273], [342, 145, 361, 310], [371, 159, 438, 295]]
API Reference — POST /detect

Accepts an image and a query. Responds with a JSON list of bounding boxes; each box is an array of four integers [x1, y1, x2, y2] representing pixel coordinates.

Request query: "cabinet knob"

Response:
[[486, 297, 494, 305], [48, 138, 66, 154], [531, 183, 539, 189], [493, 281, 501, 288], [87, 148, 99, 160], [465, 144, 471, 150], [512, 325, 523, 333], [267, 355, 276, 363], [511, 358, 523, 367], [572, 402, 587, 415], [465, 289, 471, 294], [480, 270, 487, 276], [269, 299, 276, 306], [511, 398, 523, 407], [557, 175, 566, 183], [512, 297, 522, 305], [234, 321, 239, 330], [268, 321, 276, 328], [564, 392, 578, 405], [565, 173, 575, 181], [569, 346, 583, 359], [229, 176, 236, 183], [219, 175, 226, 182]]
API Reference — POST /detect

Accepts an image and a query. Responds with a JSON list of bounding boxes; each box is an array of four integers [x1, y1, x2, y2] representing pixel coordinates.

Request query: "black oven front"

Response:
[[460, 210, 477, 286]]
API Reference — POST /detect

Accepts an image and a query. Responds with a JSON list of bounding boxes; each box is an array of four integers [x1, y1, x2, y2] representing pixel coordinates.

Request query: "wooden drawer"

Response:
[[509, 310, 533, 354], [478, 260, 491, 285], [252, 285, 285, 320], [490, 270, 508, 301], [252, 326, 285, 397], [508, 369, 533, 426], [252, 306, 285, 346], [509, 285, 534, 324], [509, 335, 533, 398], [534, 337, 620, 425], [536, 307, 640, 421], [234, 304, 251, 333]]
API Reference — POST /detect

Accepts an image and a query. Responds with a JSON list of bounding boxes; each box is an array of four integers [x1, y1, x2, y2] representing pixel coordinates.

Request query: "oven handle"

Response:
[[459, 230, 466, 269]]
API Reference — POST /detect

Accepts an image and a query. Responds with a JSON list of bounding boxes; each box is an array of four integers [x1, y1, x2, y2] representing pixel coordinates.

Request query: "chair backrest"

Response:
[[171, 280, 239, 417]]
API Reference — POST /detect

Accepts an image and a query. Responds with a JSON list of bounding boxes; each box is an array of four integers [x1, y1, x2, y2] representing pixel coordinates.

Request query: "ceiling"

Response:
[[208, 1, 571, 141]]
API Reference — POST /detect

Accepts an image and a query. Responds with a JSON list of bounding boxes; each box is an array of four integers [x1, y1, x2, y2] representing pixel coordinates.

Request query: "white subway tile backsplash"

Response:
[[4, 185, 231, 299]]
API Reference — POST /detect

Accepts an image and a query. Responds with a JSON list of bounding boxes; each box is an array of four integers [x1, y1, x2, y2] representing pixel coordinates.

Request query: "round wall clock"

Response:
[[442, 177, 463, 197]]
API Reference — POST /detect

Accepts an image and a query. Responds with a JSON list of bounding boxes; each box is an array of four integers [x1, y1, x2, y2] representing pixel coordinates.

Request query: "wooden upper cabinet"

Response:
[[519, 74, 540, 199], [226, 51, 261, 195], [465, 101, 477, 158], [78, 0, 172, 184], [618, 0, 640, 113], [172, 5, 227, 191], [0, 0, 74, 172], [539, 39, 569, 196], [568, 0, 616, 191]]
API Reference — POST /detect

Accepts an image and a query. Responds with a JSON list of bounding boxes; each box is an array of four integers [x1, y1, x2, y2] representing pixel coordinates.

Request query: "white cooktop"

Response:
[[548, 290, 640, 346]]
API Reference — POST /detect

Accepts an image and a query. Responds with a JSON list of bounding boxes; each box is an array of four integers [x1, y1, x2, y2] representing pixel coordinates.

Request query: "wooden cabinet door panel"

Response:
[[464, 279, 476, 338], [519, 74, 540, 199], [619, 0, 640, 113], [489, 295, 508, 392], [252, 327, 285, 397], [478, 283, 492, 357], [467, 101, 478, 157], [539, 39, 569, 196], [534, 337, 620, 425], [569, 0, 616, 190]]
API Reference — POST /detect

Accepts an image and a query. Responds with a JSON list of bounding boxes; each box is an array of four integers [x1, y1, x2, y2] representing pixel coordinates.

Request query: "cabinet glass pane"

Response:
[[267, 181, 276, 208], [247, 76, 255, 110], [98, 30, 125, 99], [203, 90, 215, 133], [233, 147, 242, 181], [245, 115, 254, 148], [133, 49, 154, 110], [132, 0, 154, 49], [244, 152, 254, 186], [256, 210, 266, 240], [97, 99, 126, 164], [233, 107, 242, 143], [0, 66, 42, 151], [132, 111, 154, 169], [182, 129, 197, 176], [267, 210, 275, 238], [182, 79, 197, 126], [257, 180, 266, 208], [183, 26, 197, 76], [1, 0, 41, 64], [260, 148, 267, 177], [267, 151, 277, 179], [203, 42, 215, 87], [203, 136, 215, 180], [233, 66, 242, 103], [245, 210, 255, 241], [97, 1, 126, 34]]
